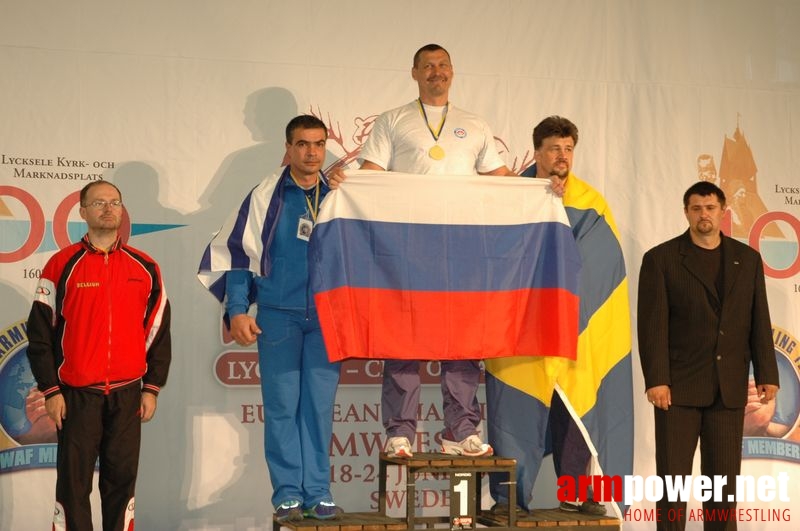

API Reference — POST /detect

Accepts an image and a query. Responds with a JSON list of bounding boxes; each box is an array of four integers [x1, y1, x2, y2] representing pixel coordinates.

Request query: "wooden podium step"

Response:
[[378, 451, 518, 529], [272, 511, 406, 530], [481, 507, 621, 529], [272, 452, 621, 530], [272, 508, 621, 530]]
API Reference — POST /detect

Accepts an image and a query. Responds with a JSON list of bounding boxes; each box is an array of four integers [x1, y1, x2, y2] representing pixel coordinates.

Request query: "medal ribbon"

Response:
[[417, 98, 448, 142]]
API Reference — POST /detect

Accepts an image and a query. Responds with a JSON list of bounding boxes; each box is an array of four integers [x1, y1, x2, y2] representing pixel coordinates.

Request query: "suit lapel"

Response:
[[720, 234, 742, 303]]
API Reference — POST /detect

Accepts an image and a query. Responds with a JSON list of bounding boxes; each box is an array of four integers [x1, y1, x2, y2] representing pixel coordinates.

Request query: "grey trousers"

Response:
[[381, 359, 482, 443]]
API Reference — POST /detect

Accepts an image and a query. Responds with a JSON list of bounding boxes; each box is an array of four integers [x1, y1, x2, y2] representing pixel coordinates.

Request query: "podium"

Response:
[[272, 452, 622, 530], [378, 452, 518, 530]]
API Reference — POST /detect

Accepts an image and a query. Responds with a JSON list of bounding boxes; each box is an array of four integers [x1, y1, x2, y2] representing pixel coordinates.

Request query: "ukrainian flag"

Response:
[[485, 167, 633, 515]]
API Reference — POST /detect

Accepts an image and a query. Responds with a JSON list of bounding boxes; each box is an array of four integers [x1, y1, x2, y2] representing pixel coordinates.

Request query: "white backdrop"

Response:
[[1, 1, 798, 529]]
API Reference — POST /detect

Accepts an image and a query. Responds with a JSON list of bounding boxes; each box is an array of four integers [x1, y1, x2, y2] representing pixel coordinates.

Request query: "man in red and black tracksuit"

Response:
[[27, 180, 172, 531]]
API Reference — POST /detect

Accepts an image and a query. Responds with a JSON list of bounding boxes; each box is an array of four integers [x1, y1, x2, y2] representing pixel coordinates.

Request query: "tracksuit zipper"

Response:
[[104, 251, 111, 395]]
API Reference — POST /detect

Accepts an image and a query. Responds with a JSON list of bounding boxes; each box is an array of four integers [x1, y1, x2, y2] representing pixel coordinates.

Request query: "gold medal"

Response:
[[428, 145, 446, 160], [418, 99, 449, 161]]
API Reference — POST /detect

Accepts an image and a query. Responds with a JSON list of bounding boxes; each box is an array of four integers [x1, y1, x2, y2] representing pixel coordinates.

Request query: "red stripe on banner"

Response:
[[315, 287, 578, 362]]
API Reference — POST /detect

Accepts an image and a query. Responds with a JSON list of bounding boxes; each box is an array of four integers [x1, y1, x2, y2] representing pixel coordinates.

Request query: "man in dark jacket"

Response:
[[637, 180, 778, 531]]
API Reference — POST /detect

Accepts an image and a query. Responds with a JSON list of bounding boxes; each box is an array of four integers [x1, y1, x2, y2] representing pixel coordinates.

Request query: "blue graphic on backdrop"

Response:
[[0, 322, 58, 473]]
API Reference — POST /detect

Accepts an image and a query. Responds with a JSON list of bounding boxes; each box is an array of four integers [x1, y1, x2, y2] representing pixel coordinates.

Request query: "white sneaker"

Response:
[[385, 436, 413, 458], [441, 434, 493, 457]]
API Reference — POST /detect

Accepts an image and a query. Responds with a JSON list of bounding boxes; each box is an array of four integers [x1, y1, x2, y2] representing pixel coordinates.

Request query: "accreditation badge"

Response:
[[297, 217, 313, 241]]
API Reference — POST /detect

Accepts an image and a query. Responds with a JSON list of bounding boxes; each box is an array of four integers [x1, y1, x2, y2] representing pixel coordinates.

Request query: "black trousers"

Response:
[[654, 393, 744, 531], [55, 384, 141, 531]]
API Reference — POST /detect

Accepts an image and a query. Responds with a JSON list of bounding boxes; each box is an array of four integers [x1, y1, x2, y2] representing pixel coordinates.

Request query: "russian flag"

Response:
[[308, 170, 582, 362]]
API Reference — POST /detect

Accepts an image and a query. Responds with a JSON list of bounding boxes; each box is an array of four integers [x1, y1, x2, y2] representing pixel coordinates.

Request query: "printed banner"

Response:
[[0, 2, 798, 530]]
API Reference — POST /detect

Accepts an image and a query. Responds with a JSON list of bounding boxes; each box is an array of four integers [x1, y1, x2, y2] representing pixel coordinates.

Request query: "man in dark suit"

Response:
[[637, 181, 779, 531]]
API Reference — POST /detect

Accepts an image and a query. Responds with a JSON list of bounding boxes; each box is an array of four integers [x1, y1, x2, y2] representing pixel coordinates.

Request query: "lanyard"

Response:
[[417, 98, 449, 142], [290, 172, 320, 223]]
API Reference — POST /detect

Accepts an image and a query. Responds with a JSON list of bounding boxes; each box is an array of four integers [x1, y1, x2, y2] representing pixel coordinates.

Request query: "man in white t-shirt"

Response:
[[357, 43, 515, 459]]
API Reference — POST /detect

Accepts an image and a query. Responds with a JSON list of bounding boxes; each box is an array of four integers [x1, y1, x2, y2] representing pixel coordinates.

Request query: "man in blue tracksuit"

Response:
[[198, 115, 341, 523]]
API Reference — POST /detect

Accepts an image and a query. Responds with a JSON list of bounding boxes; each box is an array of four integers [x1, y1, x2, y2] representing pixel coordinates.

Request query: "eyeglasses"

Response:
[[83, 199, 123, 210]]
